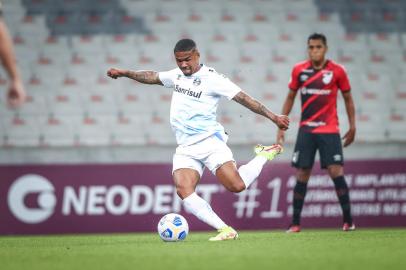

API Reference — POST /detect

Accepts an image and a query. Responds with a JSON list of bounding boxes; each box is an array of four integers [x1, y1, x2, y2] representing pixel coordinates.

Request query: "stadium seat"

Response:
[[115, 87, 154, 115], [145, 112, 175, 145], [249, 114, 280, 143], [80, 90, 118, 115], [387, 111, 406, 141], [337, 33, 368, 52], [0, 0, 404, 149], [110, 114, 147, 145], [355, 111, 387, 142], [76, 114, 113, 146], [368, 33, 401, 51], [71, 34, 106, 53], [39, 114, 77, 147], [223, 118, 252, 145], [12, 92, 48, 116], [1, 115, 41, 147], [47, 90, 83, 116]]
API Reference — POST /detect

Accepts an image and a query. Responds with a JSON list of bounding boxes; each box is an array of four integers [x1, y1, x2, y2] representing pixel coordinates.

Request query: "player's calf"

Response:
[[216, 162, 246, 193]]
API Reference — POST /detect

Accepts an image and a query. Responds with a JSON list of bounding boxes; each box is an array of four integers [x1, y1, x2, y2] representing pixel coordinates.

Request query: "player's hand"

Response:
[[107, 68, 124, 79], [274, 114, 289, 130], [342, 127, 356, 147], [276, 129, 285, 146], [7, 79, 26, 108]]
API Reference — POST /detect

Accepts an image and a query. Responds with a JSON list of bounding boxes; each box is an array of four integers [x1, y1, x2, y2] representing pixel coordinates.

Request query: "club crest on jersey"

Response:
[[176, 74, 182, 80], [322, 71, 333, 84], [193, 77, 201, 86], [300, 74, 309, 82]]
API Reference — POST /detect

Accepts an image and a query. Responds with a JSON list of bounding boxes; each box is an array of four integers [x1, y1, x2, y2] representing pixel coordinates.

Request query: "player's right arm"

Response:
[[276, 90, 297, 145], [107, 68, 163, 85], [277, 64, 301, 145]]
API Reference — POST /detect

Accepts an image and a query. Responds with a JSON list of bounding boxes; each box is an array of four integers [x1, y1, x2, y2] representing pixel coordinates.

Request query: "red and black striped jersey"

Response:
[[288, 59, 351, 134]]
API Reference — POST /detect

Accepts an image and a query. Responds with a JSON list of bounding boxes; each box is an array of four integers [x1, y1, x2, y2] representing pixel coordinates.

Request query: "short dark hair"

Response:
[[174, 39, 197, 53], [308, 33, 327, 46]]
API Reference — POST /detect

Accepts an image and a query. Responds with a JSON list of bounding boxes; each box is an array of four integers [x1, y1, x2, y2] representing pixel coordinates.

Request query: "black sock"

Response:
[[333, 176, 353, 224], [292, 181, 308, 225]]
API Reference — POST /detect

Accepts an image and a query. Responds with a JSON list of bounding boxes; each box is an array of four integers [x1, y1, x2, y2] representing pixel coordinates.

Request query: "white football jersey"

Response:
[[159, 64, 241, 146]]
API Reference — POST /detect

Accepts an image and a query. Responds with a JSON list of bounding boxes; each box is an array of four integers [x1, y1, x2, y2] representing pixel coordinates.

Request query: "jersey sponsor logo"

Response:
[[322, 71, 333, 84], [300, 87, 331, 95], [304, 121, 326, 127], [174, 84, 202, 99]]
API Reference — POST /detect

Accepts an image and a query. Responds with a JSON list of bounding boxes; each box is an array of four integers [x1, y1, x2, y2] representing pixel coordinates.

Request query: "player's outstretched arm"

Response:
[[342, 91, 356, 147], [232, 91, 289, 130], [107, 68, 163, 85], [0, 20, 26, 107], [276, 90, 297, 145]]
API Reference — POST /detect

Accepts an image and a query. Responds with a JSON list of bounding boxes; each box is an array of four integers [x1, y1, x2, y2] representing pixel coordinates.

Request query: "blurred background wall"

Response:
[[0, 0, 405, 164]]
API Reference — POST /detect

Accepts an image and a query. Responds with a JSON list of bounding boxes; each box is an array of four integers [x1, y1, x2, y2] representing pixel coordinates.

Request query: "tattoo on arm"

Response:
[[125, 70, 162, 85], [232, 91, 276, 122]]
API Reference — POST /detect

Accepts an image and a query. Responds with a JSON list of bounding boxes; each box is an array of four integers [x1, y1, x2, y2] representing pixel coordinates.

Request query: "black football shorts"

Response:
[[291, 129, 344, 169]]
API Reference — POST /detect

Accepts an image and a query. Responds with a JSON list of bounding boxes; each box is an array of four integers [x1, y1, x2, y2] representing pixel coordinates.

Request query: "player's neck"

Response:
[[195, 64, 202, 74], [190, 64, 202, 75], [311, 59, 327, 70]]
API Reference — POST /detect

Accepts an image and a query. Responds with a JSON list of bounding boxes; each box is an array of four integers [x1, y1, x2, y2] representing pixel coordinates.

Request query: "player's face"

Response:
[[307, 39, 327, 63], [175, 49, 200, 76]]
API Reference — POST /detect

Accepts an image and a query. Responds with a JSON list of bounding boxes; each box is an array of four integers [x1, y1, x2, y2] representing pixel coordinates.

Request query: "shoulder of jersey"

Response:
[[172, 67, 181, 73], [328, 60, 347, 73], [205, 66, 228, 79], [168, 67, 182, 77], [293, 60, 311, 70]]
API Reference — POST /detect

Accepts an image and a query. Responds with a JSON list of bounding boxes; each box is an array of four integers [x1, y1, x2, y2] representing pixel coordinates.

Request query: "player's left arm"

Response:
[[338, 65, 356, 147], [232, 91, 289, 130], [342, 91, 356, 147]]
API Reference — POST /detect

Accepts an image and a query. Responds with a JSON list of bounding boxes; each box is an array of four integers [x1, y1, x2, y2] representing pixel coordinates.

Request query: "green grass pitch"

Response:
[[1, 229, 405, 270]]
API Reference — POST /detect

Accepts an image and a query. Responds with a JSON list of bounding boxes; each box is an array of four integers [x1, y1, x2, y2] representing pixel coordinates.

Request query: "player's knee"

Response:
[[328, 165, 343, 179], [297, 169, 311, 182], [227, 181, 246, 193]]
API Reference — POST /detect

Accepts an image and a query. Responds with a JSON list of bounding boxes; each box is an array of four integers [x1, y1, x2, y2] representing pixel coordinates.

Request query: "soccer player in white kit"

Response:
[[107, 39, 290, 241]]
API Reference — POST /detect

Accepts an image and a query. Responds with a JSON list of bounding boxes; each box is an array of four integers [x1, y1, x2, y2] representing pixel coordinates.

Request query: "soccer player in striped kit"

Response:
[[277, 33, 356, 232]]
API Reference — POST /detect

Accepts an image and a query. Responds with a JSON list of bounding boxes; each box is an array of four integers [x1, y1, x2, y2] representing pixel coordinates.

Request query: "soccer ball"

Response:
[[157, 213, 189, 242]]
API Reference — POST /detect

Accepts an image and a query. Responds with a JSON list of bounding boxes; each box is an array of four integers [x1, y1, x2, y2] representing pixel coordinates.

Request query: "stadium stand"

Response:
[[0, 0, 405, 162]]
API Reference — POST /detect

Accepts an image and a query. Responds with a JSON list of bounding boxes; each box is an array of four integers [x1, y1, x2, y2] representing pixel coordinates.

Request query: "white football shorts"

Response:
[[172, 133, 235, 177]]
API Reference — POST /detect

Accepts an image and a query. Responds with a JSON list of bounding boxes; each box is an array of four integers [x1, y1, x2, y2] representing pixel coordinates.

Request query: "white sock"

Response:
[[238, 155, 268, 189], [183, 192, 227, 230]]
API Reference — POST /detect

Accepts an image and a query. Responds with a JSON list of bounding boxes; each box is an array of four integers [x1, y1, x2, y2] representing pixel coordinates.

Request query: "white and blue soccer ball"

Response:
[[157, 213, 189, 242]]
